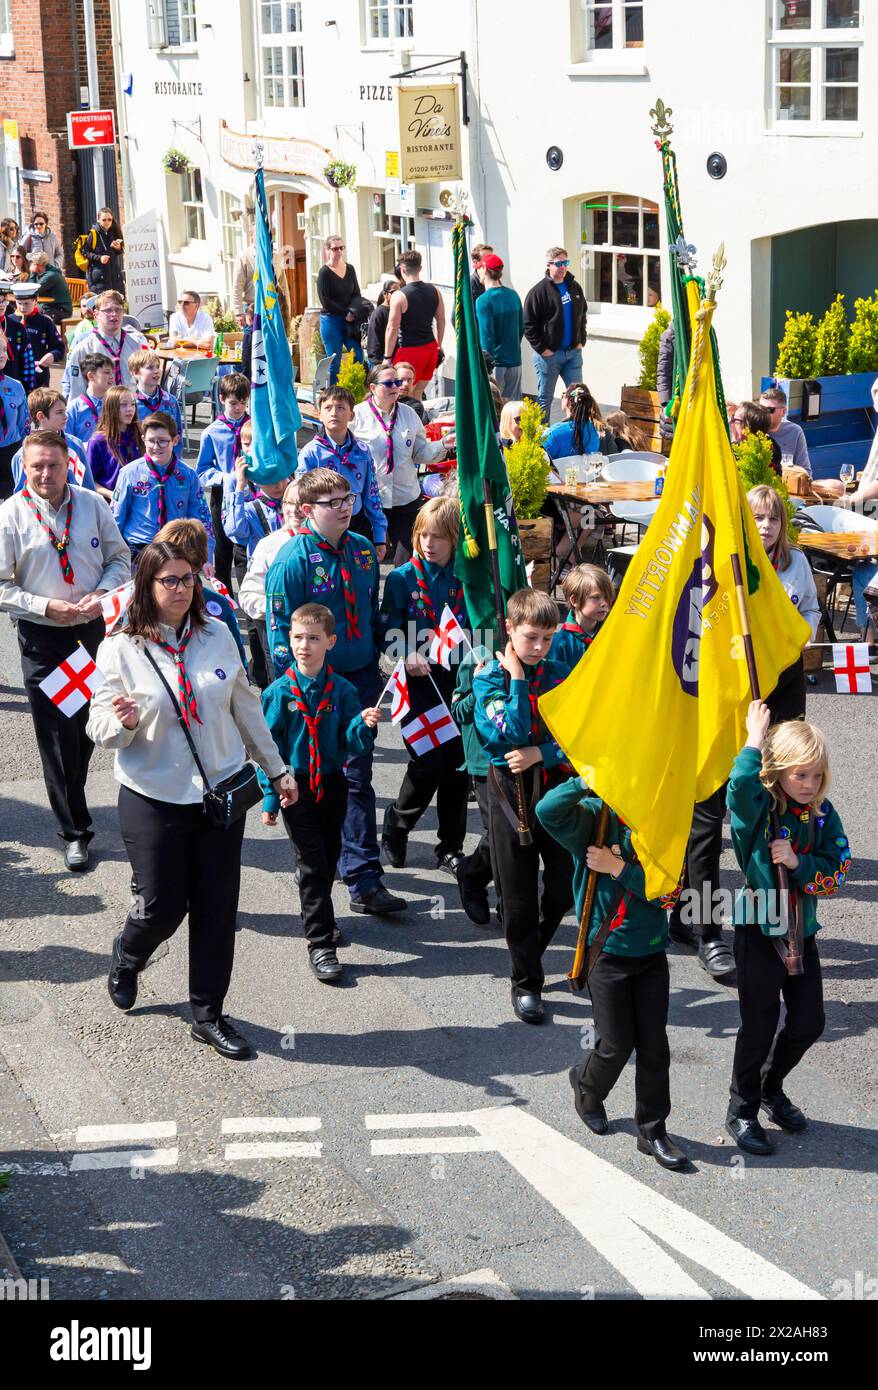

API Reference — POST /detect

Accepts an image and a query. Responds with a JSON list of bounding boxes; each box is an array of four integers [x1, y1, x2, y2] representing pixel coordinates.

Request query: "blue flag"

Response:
[[249, 166, 301, 485]]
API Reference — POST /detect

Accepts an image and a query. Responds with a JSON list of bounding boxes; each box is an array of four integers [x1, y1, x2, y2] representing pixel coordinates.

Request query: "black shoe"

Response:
[[637, 1132, 689, 1170], [725, 1116, 773, 1155], [309, 947, 342, 983], [761, 1091, 807, 1133], [191, 1015, 252, 1059], [349, 883, 407, 915], [458, 878, 491, 927], [511, 988, 544, 1025], [569, 1067, 609, 1134], [698, 938, 736, 979], [64, 837, 90, 872], [669, 922, 699, 950], [437, 850, 465, 876], [107, 932, 138, 1011], [381, 835, 407, 869]]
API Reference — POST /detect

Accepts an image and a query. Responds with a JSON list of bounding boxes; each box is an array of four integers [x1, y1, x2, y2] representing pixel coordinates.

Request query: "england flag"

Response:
[[38, 646, 106, 717], [429, 605, 468, 669], [101, 581, 135, 635], [383, 659, 411, 724], [400, 700, 458, 757]]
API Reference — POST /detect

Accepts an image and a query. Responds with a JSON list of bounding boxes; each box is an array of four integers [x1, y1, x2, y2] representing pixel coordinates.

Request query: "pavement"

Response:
[[0, 435, 876, 1301]]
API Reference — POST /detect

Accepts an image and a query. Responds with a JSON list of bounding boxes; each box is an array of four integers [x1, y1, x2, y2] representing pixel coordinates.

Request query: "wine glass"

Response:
[[840, 463, 855, 491]]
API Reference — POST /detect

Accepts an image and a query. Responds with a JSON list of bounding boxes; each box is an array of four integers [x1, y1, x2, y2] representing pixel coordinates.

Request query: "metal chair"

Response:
[[611, 500, 659, 547], [602, 451, 664, 481], [793, 505, 878, 638], [310, 354, 334, 406], [165, 357, 220, 454]]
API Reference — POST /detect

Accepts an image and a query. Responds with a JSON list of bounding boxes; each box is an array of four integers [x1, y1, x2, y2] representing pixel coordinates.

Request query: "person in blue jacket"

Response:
[[222, 445, 290, 559], [297, 386, 387, 556], [129, 349, 183, 460], [542, 382, 605, 461], [112, 412, 214, 566], [0, 334, 28, 498], [265, 467, 403, 918], [196, 372, 250, 589], [10, 387, 97, 494]]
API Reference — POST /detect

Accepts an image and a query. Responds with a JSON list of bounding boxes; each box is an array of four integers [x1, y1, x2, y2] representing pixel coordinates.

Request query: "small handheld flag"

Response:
[[832, 643, 871, 694], [69, 452, 86, 486], [429, 604, 470, 669], [400, 700, 458, 757], [38, 645, 106, 717], [380, 659, 410, 724], [101, 581, 135, 635]]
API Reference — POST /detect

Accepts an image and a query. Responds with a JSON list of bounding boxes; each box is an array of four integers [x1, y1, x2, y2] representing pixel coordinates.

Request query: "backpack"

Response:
[[73, 229, 95, 273]]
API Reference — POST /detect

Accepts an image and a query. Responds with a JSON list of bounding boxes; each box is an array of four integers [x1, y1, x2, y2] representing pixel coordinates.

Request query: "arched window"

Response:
[[580, 193, 661, 309]]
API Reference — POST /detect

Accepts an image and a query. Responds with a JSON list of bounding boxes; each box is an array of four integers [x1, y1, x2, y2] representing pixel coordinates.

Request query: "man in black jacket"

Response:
[[523, 247, 588, 421], [14, 285, 65, 389]]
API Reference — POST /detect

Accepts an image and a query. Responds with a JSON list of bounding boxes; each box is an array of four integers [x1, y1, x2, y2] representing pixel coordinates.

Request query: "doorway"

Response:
[[272, 190, 308, 317]]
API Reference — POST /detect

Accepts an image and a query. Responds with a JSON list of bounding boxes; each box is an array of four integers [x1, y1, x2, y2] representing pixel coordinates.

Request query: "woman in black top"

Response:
[[366, 278, 401, 367], [84, 207, 126, 295], [316, 234, 365, 385]]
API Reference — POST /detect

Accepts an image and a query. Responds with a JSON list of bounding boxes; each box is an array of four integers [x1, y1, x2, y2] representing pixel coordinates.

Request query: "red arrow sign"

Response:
[[66, 109, 116, 150]]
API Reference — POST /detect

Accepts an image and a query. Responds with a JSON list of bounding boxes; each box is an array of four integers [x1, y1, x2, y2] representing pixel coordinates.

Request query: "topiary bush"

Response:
[[205, 297, 238, 334], [505, 399, 550, 520], [813, 293, 849, 377], [848, 290, 878, 374], [337, 348, 366, 403], [734, 430, 796, 540], [775, 310, 817, 379], [637, 302, 671, 390]]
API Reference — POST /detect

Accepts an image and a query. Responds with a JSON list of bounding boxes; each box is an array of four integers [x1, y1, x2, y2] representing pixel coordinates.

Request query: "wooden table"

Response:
[[547, 480, 658, 504]]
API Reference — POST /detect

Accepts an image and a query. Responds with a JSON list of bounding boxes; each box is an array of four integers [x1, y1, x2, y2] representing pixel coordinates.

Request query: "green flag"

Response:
[[452, 215, 527, 642]]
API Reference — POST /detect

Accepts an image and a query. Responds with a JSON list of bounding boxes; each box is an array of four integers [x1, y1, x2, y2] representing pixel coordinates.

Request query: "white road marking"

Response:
[[371, 1137, 497, 1155], [75, 1121, 177, 1143], [366, 1107, 823, 1301], [223, 1141, 323, 1161], [69, 1148, 179, 1172], [221, 1116, 321, 1134]]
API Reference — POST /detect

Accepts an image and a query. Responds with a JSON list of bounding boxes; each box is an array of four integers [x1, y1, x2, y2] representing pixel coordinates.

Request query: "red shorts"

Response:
[[394, 341, 439, 384]]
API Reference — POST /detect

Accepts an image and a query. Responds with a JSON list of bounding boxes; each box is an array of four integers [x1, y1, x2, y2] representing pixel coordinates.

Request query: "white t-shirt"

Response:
[[168, 307, 215, 344]]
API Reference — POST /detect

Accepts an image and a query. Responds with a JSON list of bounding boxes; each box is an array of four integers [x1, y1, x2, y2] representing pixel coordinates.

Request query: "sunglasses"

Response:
[[550, 259, 570, 268], [154, 572, 197, 591], [378, 378, 405, 389], [178, 299, 196, 306], [314, 495, 353, 511]]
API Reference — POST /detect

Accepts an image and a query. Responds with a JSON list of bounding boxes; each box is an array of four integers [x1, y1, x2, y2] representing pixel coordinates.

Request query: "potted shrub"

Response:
[[848, 290, 878, 374], [324, 159, 357, 191], [337, 348, 366, 404], [163, 148, 192, 175], [813, 294, 849, 377], [505, 399, 552, 589], [637, 302, 671, 390]]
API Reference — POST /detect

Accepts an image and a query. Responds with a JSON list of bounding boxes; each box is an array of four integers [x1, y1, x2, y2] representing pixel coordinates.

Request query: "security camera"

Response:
[[546, 146, 564, 172], [706, 151, 728, 180]]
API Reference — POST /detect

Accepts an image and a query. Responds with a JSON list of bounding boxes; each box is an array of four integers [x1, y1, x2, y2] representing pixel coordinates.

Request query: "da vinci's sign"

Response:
[[398, 84, 462, 183]]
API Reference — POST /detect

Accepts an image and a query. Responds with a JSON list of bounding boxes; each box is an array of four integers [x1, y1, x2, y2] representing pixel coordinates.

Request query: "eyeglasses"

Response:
[[329, 244, 345, 251], [314, 496, 353, 511], [154, 572, 197, 591], [178, 299, 196, 306], [549, 260, 570, 268], [378, 378, 405, 389]]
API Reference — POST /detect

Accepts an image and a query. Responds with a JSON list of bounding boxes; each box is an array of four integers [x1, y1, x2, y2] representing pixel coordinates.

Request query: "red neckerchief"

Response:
[[157, 623, 201, 728], [526, 662, 546, 743], [22, 487, 75, 585], [144, 455, 177, 528], [286, 664, 334, 801], [93, 329, 126, 384], [218, 413, 248, 458], [411, 551, 465, 635], [307, 523, 361, 640], [367, 399, 397, 474], [81, 393, 101, 424], [137, 388, 169, 412], [317, 429, 356, 470], [561, 621, 595, 647]]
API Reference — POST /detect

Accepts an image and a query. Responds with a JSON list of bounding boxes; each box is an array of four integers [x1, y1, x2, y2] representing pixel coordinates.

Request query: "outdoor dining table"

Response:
[[544, 480, 660, 589]]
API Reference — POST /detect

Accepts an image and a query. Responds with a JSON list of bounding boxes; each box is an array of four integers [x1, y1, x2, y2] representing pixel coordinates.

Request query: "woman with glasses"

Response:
[[8, 245, 30, 283], [21, 212, 64, 270], [0, 218, 20, 273], [353, 364, 454, 565], [88, 540, 294, 1059], [498, 400, 524, 450], [167, 289, 215, 349], [317, 235, 366, 386]]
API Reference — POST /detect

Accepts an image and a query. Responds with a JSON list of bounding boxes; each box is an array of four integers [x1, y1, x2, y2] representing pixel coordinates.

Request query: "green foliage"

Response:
[[337, 348, 366, 403], [733, 431, 796, 540], [813, 294, 849, 376], [205, 297, 238, 335], [637, 302, 671, 390], [775, 310, 817, 379], [163, 148, 192, 174], [848, 290, 878, 374], [506, 399, 550, 520], [325, 159, 357, 190]]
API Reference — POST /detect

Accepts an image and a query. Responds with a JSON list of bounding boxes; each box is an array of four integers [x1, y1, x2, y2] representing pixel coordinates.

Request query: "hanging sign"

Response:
[[398, 84, 462, 183]]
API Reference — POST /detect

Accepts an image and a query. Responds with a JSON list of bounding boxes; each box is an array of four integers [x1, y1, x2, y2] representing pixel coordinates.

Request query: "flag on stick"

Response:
[[101, 581, 135, 635], [249, 162, 301, 486], [380, 659, 410, 724], [833, 643, 871, 694], [69, 451, 86, 486], [429, 604, 471, 668], [400, 700, 458, 757], [38, 645, 106, 717]]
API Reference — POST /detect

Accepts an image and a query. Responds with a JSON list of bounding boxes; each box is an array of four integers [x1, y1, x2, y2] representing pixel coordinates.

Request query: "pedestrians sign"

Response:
[[66, 109, 116, 149]]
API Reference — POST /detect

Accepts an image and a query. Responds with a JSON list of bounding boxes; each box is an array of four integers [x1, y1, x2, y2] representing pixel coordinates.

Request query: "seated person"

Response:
[[167, 289, 215, 349]]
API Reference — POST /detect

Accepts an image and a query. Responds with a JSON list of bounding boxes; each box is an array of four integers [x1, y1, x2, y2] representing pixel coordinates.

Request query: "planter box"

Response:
[[760, 371, 878, 481], [518, 514, 553, 593]]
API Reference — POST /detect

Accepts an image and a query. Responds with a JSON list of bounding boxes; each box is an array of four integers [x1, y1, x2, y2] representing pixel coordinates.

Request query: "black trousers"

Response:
[[17, 617, 104, 843], [209, 485, 234, 590], [458, 774, 494, 895], [0, 439, 23, 500], [574, 950, 671, 1140], [384, 669, 469, 859], [667, 782, 728, 942], [728, 926, 824, 1119], [766, 656, 806, 724], [488, 766, 574, 994], [248, 620, 270, 690], [386, 497, 423, 568], [281, 771, 347, 950], [117, 784, 246, 1022]]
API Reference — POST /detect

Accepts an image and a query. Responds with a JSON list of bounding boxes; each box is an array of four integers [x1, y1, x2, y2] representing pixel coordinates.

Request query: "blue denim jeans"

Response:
[[320, 313, 364, 386], [337, 660, 384, 896], [532, 347, 583, 421]]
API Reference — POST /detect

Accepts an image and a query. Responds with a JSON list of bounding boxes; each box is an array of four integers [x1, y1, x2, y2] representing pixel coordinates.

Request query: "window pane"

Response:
[[777, 0, 811, 27], [594, 250, 613, 303], [647, 256, 662, 303], [777, 85, 811, 118], [589, 201, 609, 245], [825, 46, 857, 82], [589, 4, 613, 49], [643, 207, 660, 250], [616, 253, 644, 306], [287, 2, 302, 29], [624, 2, 644, 47], [192, 169, 202, 201], [613, 202, 640, 248], [826, 0, 860, 28], [780, 47, 811, 82], [825, 85, 858, 119]]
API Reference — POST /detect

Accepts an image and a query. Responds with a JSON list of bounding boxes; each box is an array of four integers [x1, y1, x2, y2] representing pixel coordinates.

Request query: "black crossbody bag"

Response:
[[144, 646, 262, 829]]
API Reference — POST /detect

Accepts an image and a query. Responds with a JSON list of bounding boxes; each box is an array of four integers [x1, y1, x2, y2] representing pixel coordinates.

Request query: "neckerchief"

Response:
[[22, 486, 75, 585], [0, 373, 7, 437], [81, 393, 101, 425], [218, 413, 247, 459], [144, 455, 177, 528], [253, 490, 283, 519], [367, 399, 397, 474], [157, 624, 201, 728], [93, 329, 126, 385], [286, 664, 335, 801], [561, 620, 595, 648], [318, 430, 355, 471], [526, 662, 546, 744], [411, 552, 465, 632], [137, 388, 168, 412], [307, 523, 361, 640]]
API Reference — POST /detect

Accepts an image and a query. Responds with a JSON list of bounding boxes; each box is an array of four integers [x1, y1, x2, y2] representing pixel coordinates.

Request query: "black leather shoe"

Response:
[[64, 837, 90, 872], [437, 851, 465, 876], [309, 947, 342, 983], [349, 883, 406, 915], [637, 1132, 689, 1170], [569, 1067, 609, 1134], [458, 879, 491, 927], [107, 932, 138, 1011], [511, 988, 544, 1025], [761, 1091, 807, 1133], [698, 938, 736, 979], [381, 835, 407, 869], [669, 923, 699, 949], [726, 1116, 773, 1155], [191, 1016, 252, 1059]]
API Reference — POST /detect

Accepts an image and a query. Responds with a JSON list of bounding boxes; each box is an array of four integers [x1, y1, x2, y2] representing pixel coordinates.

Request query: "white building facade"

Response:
[[111, 0, 876, 404]]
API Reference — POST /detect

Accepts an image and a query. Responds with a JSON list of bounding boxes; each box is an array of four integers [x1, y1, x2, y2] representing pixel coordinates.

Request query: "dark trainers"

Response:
[[107, 932, 138, 1011], [761, 1091, 807, 1132], [381, 835, 407, 869], [309, 948, 343, 983], [191, 1016, 252, 1059]]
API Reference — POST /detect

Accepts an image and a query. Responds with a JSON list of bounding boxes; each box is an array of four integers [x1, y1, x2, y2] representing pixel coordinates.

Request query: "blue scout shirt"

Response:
[[65, 392, 104, 446], [265, 524, 379, 677], [112, 457, 215, 558], [379, 555, 469, 659], [258, 663, 375, 812], [296, 432, 387, 544], [12, 432, 97, 493], [0, 373, 28, 447], [135, 387, 183, 460], [221, 476, 285, 558], [473, 656, 572, 768], [196, 413, 250, 491], [550, 613, 602, 668]]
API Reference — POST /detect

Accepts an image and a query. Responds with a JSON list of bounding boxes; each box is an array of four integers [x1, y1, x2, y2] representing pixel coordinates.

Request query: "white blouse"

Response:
[[87, 617, 286, 803], [352, 399, 446, 508]]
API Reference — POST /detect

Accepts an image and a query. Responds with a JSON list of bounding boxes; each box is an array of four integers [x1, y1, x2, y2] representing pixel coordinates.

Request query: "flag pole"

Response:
[[567, 802, 610, 993]]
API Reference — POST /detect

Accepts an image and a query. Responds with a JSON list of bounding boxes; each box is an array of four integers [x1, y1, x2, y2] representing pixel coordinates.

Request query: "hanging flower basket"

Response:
[[163, 148, 192, 175], [324, 159, 357, 191]]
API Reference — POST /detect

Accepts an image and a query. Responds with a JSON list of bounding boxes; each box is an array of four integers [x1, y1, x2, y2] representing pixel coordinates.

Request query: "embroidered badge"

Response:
[[353, 549, 373, 571], [485, 696, 507, 733], [206, 600, 222, 616], [308, 552, 321, 563], [90, 536, 100, 548], [215, 668, 226, 680], [133, 480, 151, 496]]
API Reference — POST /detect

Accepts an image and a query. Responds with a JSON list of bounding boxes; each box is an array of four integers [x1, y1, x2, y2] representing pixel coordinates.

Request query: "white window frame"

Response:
[[767, 0, 861, 131], [258, 2, 306, 108], [0, 0, 14, 58], [579, 192, 661, 313], [364, 0, 414, 48], [221, 192, 245, 283], [307, 202, 332, 302], [180, 167, 206, 244], [574, 0, 644, 56], [260, 1, 302, 34], [369, 190, 412, 279]]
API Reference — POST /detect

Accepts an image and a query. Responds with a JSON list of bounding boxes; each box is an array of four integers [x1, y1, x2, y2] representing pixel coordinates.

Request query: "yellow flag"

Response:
[[539, 280, 810, 898]]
